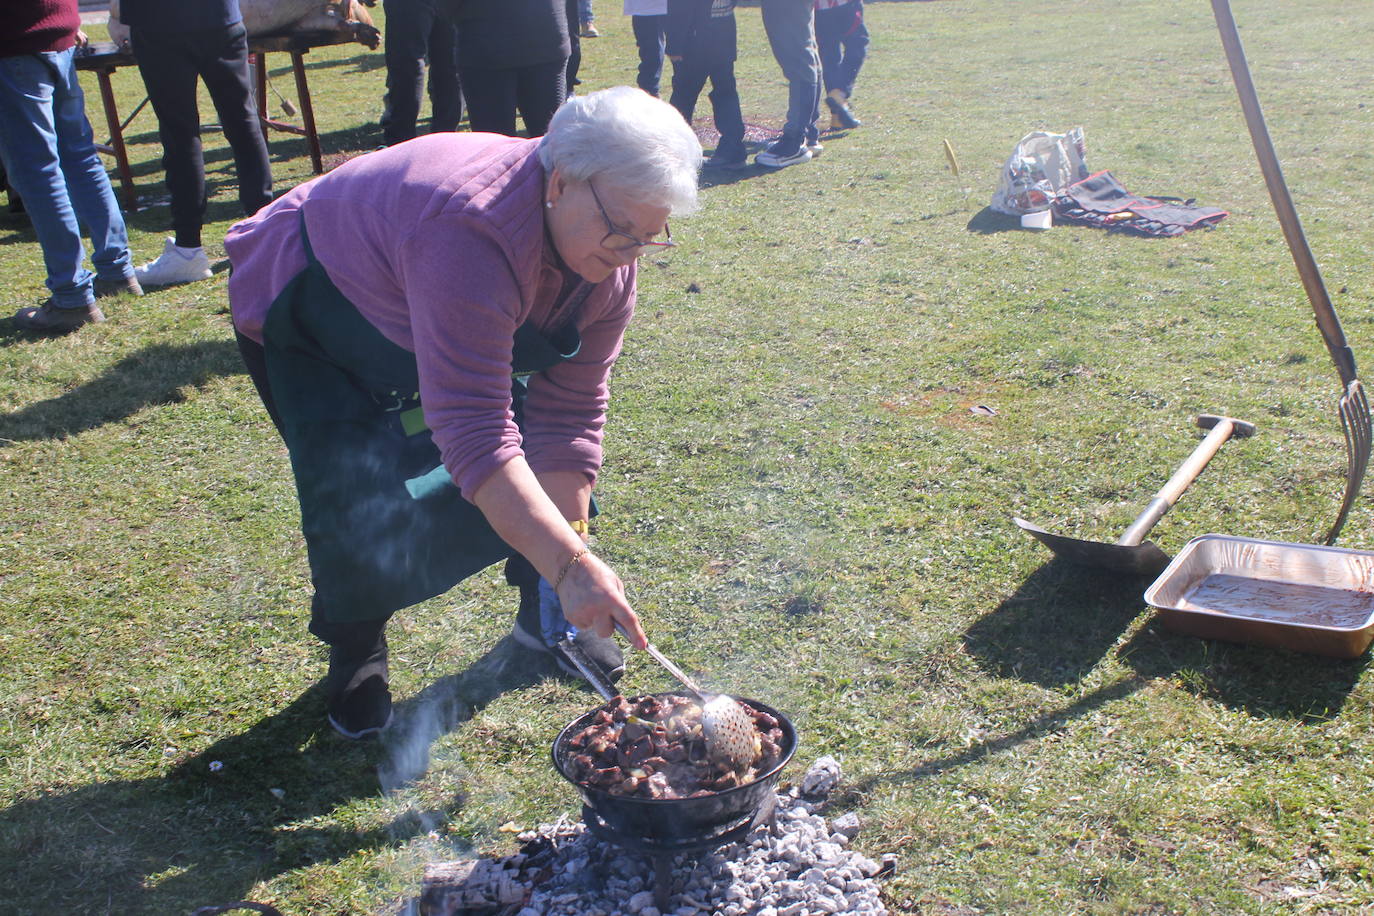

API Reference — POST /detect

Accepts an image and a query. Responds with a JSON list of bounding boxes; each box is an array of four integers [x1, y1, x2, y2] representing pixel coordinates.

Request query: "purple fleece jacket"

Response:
[[225, 133, 636, 501]]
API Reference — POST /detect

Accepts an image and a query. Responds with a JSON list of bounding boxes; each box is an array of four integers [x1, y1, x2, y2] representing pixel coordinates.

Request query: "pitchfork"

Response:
[[1212, 0, 1372, 544]]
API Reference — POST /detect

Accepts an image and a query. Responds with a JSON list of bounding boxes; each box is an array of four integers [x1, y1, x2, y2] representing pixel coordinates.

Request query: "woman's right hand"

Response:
[[556, 551, 648, 649]]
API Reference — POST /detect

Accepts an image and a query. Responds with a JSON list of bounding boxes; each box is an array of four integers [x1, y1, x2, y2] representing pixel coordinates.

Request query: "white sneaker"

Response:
[[135, 237, 212, 287]]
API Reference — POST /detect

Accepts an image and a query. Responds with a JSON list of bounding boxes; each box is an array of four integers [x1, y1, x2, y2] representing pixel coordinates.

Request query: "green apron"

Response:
[[262, 220, 585, 623]]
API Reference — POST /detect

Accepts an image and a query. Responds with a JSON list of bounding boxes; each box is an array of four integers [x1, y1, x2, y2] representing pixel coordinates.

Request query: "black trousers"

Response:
[[130, 23, 272, 247], [668, 19, 744, 157], [460, 59, 567, 137], [381, 0, 462, 145]]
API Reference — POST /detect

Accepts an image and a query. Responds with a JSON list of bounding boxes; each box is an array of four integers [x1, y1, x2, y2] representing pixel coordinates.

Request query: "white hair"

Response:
[[539, 87, 703, 216]]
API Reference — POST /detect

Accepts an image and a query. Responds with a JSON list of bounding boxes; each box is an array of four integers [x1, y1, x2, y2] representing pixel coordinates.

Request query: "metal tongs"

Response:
[[557, 629, 760, 771]]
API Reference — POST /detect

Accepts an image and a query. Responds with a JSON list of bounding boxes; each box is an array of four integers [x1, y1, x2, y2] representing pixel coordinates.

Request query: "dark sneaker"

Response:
[[706, 149, 750, 170], [94, 274, 143, 299], [325, 632, 393, 740], [12, 299, 104, 333], [826, 90, 862, 130], [512, 585, 626, 682], [755, 137, 812, 169]]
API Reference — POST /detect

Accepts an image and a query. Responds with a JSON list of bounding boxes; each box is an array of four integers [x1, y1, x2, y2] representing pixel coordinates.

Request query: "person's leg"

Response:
[[459, 66, 519, 136], [309, 595, 393, 739], [0, 50, 102, 322], [381, 0, 428, 144], [632, 14, 667, 96], [668, 53, 708, 128], [578, 0, 597, 35], [707, 58, 746, 163], [131, 26, 208, 249], [46, 48, 137, 294], [759, 0, 821, 156], [196, 23, 273, 216], [837, 0, 869, 99], [514, 58, 568, 138], [425, 5, 463, 132], [814, 3, 843, 95]]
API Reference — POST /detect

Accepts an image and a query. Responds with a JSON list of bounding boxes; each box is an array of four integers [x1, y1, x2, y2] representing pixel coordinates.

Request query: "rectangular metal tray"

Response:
[[1144, 534, 1374, 659]]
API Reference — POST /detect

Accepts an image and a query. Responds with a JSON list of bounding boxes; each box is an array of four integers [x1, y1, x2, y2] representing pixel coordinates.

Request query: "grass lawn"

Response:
[[3, 1, 1373, 913]]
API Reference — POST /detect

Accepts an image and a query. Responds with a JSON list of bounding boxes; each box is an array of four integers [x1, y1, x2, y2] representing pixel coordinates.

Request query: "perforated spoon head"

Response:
[[701, 694, 760, 771]]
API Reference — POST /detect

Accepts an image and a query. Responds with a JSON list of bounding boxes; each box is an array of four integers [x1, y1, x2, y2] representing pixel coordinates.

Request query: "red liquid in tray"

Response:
[[1181, 573, 1374, 629]]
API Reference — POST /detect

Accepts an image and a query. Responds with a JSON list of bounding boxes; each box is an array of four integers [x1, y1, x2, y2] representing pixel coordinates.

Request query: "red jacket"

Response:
[[1, 0, 79, 59]]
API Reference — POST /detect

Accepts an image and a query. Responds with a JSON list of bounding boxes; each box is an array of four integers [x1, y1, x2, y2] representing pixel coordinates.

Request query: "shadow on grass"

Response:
[[0, 339, 245, 440], [0, 641, 551, 913], [964, 557, 1366, 720], [962, 557, 1149, 688], [834, 676, 1148, 804], [1116, 622, 1367, 721], [965, 206, 1022, 234]]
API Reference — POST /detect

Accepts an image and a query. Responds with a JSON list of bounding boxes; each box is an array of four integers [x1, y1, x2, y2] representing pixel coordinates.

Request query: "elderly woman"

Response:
[[226, 87, 701, 739]]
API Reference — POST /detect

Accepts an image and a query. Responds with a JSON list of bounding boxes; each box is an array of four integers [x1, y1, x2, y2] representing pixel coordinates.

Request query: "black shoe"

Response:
[[755, 136, 812, 169], [324, 630, 393, 740], [511, 582, 626, 682], [12, 299, 104, 333]]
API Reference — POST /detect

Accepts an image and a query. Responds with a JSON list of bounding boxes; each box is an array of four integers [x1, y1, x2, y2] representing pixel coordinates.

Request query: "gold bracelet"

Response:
[[553, 548, 589, 591], [569, 519, 589, 536]]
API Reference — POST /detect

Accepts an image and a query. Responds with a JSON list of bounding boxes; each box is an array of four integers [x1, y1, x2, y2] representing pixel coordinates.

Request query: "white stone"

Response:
[[626, 890, 656, 913]]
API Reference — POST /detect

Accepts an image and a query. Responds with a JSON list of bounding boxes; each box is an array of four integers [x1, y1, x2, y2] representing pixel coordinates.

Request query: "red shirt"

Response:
[[1, 0, 79, 58]]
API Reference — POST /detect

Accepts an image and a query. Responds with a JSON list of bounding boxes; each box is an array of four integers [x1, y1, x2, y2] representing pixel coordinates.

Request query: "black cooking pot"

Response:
[[552, 694, 798, 843]]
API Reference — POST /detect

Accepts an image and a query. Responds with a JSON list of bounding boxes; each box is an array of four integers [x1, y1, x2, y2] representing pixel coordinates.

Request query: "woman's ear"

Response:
[[546, 167, 568, 208]]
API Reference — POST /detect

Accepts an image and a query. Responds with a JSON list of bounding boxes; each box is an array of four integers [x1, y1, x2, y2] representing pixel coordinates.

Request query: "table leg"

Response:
[[254, 52, 268, 122], [290, 50, 323, 174], [94, 66, 138, 212]]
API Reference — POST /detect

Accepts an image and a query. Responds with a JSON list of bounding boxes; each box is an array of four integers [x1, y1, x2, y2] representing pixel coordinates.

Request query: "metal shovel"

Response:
[[1015, 414, 1256, 575], [1212, 0, 1371, 544]]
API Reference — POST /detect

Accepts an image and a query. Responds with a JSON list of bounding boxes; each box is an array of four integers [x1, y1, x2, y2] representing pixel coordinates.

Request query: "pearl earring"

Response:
[[545, 201, 554, 209]]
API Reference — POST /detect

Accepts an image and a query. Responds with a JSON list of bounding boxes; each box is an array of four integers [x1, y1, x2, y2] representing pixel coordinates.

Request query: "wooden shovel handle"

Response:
[[1116, 419, 1239, 546]]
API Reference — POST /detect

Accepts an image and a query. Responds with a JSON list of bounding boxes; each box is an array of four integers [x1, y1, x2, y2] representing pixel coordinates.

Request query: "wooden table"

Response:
[[75, 30, 357, 211]]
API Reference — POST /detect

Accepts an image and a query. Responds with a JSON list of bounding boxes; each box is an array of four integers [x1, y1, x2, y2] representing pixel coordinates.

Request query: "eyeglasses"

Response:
[[588, 179, 674, 254]]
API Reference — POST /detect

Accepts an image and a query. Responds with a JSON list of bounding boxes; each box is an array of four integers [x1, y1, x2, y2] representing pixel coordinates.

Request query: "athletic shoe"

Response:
[[325, 632, 393, 740], [807, 139, 824, 158], [12, 299, 104, 333], [755, 137, 812, 169], [826, 89, 862, 130], [512, 583, 626, 682], [580, 23, 599, 37], [134, 237, 213, 287], [94, 274, 143, 299]]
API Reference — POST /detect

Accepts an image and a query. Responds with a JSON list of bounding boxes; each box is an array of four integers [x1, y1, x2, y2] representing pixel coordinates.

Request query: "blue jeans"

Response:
[[761, 0, 821, 145], [0, 48, 132, 308], [578, 0, 594, 24]]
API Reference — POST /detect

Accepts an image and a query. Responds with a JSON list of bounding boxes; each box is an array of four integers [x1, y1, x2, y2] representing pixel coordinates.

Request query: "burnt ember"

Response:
[[564, 694, 785, 799]]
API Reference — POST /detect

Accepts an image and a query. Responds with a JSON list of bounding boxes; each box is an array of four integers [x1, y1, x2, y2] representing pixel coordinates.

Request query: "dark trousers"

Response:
[[668, 19, 744, 157], [632, 14, 667, 97], [815, 0, 868, 98], [460, 60, 567, 137], [130, 23, 272, 248], [381, 0, 462, 145]]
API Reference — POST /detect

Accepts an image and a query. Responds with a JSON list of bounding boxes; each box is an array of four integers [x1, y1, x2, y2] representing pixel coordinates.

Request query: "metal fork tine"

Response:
[[1326, 379, 1372, 544]]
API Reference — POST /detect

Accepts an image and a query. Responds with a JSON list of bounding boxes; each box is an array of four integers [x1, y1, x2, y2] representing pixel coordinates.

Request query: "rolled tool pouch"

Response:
[[1052, 170, 1228, 237]]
